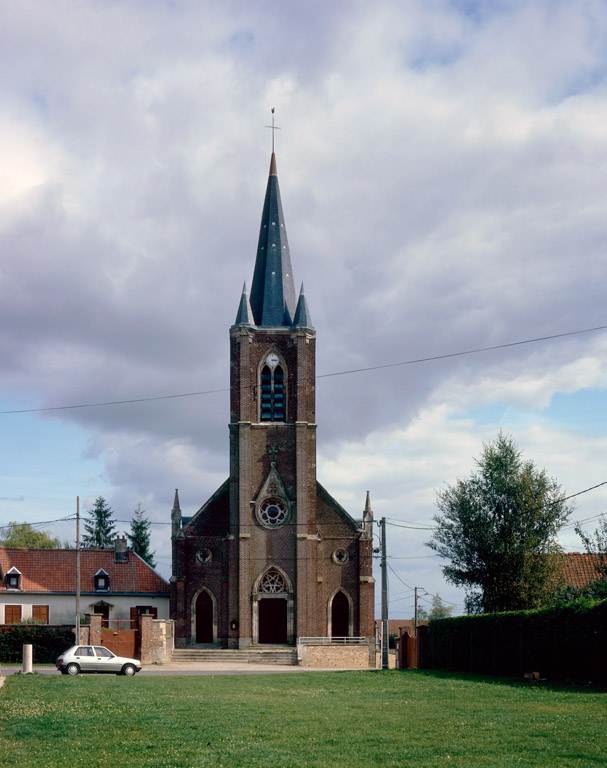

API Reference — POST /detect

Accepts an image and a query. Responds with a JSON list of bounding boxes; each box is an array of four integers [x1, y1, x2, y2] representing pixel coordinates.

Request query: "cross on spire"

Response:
[[268, 444, 279, 464], [265, 107, 281, 154]]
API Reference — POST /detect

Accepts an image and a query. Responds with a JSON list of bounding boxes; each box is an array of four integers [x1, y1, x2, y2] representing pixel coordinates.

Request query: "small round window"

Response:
[[196, 548, 212, 564], [332, 548, 349, 565], [257, 498, 289, 529]]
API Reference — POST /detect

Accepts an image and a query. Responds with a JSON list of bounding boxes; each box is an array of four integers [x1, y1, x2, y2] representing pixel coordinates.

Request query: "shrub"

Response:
[[0, 626, 75, 664]]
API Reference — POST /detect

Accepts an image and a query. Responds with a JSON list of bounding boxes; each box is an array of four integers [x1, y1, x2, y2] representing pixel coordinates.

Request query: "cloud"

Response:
[[0, 1, 605, 606]]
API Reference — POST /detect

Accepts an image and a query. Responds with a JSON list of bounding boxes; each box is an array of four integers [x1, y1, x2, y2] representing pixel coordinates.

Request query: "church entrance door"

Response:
[[331, 591, 350, 637], [195, 591, 214, 643], [258, 598, 287, 644]]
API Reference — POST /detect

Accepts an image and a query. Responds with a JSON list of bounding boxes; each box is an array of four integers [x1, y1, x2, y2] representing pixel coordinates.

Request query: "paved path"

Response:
[[1, 661, 373, 685]]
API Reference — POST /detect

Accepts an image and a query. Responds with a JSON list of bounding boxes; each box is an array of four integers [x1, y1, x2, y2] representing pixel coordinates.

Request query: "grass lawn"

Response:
[[0, 670, 605, 767]]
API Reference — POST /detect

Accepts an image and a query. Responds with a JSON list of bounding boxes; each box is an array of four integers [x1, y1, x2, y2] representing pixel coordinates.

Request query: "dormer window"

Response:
[[94, 569, 110, 592], [5, 567, 21, 590], [260, 353, 286, 422]]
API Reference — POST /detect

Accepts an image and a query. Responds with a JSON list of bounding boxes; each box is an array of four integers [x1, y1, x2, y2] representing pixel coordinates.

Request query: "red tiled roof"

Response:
[[562, 553, 603, 589], [0, 548, 169, 595]]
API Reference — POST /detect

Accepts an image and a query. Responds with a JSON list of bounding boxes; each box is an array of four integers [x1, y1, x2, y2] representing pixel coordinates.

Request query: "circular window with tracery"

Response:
[[332, 548, 349, 565], [257, 498, 289, 529], [259, 569, 287, 593], [196, 548, 212, 564]]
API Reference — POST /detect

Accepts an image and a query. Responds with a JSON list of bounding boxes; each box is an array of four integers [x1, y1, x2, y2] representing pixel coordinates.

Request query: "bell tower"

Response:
[[170, 149, 374, 651], [229, 152, 316, 647]]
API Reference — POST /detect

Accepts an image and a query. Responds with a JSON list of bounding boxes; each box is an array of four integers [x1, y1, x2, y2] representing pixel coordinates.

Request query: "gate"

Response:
[[99, 619, 138, 658]]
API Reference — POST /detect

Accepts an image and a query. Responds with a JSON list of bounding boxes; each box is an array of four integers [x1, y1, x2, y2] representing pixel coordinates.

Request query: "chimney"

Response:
[[114, 536, 128, 563]]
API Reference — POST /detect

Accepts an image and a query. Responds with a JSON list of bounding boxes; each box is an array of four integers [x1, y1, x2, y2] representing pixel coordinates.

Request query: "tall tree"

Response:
[[81, 497, 117, 549], [427, 433, 573, 614], [127, 503, 156, 568], [428, 593, 453, 620], [0, 521, 64, 549]]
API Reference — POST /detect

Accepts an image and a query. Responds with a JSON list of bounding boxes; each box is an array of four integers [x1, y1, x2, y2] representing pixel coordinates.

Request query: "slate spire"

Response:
[[249, 153, 297, 327], [234, 282, 254, 326], [292, 283, 314, 330]]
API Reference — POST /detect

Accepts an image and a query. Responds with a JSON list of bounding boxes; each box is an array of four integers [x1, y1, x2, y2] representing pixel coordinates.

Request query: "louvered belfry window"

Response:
[[260, 355, 285, 422]]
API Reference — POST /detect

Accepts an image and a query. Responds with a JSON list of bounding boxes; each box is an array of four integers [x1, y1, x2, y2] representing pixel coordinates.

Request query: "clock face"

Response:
[[266, 353, 280, 369], [257, 497, 289, 528]]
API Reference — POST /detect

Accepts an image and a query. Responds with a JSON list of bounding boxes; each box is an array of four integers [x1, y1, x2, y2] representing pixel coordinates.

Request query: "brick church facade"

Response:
[[170, 152, 375, 648]]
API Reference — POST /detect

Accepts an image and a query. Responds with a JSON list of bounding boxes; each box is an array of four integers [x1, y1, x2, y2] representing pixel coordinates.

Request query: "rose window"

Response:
[[259, 569, 287, 593], [258, 498, 288, 528]]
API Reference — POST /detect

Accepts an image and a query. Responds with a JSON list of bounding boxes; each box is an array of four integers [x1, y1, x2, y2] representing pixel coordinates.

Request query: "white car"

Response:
[[56, 645, 142, 676]]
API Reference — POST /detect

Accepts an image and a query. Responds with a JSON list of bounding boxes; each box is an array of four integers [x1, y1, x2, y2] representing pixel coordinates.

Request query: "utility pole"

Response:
[[380, 516, 389, 670], [414, 586, 418, 637], [75, 497, 80, 644]]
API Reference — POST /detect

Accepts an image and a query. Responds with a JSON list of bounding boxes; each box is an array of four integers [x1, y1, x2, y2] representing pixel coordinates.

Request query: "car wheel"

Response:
[[121, 664, 136, 677], [66, 663, 80, 676]]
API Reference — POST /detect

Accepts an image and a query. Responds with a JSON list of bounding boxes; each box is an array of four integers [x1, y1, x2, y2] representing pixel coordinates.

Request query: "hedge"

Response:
[[0, 626, 75, 664], [422, 599, 607, 684]]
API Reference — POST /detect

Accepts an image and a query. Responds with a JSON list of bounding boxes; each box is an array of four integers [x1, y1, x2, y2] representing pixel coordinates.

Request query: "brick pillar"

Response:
[[88, 613, 102, 645], [139, 614, 153, 663]]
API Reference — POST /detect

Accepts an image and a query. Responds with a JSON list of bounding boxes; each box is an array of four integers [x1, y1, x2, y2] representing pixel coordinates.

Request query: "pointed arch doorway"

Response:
[[252, 566, 294, 645], [329, 590, 353, 638], [193, 589, 216, 644]]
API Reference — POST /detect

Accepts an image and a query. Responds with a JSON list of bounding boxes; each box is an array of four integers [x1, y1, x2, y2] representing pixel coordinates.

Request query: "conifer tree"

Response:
[[81, 497, 117, 549], [128, 503, 156, 568]]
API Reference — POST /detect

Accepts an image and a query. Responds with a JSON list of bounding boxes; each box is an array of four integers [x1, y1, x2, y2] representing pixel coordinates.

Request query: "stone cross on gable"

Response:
[[268, 445, 279, 463]]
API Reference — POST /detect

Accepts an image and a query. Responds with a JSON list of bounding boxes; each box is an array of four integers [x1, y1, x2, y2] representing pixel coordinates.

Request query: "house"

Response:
[[0, 537, 169, 626], [170, 150, 375, 648], [561, 552, 604, 591]]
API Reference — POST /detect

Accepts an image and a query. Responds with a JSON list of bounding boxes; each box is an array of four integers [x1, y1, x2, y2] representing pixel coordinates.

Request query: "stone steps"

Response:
[[170, 647, 298, 665]]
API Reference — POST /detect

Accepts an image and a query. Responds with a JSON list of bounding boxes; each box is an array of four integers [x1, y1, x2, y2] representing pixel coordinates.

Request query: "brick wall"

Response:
[[299, 642, 375, 668], [139, 616, 174, 664]]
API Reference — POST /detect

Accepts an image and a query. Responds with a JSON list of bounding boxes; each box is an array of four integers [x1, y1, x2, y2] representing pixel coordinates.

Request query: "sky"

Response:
[[0, 0, 606, 619]]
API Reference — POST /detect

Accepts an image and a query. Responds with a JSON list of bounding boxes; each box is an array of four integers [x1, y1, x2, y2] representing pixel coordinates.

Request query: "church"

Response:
[[170, 150, 375, 649]]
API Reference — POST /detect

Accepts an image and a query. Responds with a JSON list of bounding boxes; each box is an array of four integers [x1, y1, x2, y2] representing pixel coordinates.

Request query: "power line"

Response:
[[385, 520, 434, 531], [0, 516, 76, 532], [1, 323, 605, 415], [385, 481, 606, 535], [316, 324, 607, 379]]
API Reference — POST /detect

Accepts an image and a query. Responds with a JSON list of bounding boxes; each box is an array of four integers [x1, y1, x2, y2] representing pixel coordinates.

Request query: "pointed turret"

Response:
[[171, 489, 182, 539], [292, 283, 314, 330], [249, 153, 297, 326], [362, 491, 374, 540], [233, 282, 254, 326]]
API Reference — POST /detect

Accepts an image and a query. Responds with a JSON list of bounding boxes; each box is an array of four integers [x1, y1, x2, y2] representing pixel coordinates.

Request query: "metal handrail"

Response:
[[297, 636, 367, 646]]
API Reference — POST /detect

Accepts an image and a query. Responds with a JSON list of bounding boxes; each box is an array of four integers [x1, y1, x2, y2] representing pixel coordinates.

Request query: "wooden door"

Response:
[[195, 591, 214, 643], [258, 598, 287, 644], [331, 592, 350, 637]]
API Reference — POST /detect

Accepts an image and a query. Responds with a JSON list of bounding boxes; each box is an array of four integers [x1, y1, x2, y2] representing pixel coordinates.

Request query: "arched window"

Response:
[[260, 355, 286, 422], [259, 568, 288, 594]]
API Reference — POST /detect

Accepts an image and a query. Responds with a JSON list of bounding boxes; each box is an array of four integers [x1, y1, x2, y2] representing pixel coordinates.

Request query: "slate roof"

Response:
[[0, 547, 169, 595], [249, 153, 297, 327], [562, 553, 603, 589], [292, 284, 314, 330]]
